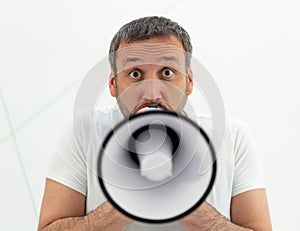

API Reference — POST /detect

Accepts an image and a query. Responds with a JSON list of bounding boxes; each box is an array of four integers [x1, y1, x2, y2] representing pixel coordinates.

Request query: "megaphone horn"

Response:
[[97, 110, 216, 223]]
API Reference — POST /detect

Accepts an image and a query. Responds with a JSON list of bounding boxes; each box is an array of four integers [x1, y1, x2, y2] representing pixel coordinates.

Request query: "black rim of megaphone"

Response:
[[97, 110, 217, 224]]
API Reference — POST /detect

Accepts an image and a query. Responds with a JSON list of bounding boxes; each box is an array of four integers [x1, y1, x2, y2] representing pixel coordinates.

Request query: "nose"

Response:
[[140, 79, 163, 103]]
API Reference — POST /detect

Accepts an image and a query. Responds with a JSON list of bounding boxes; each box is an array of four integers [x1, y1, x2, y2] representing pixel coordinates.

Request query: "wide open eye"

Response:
[[129, 70, 142, 79], [162, 68, 174, 78]]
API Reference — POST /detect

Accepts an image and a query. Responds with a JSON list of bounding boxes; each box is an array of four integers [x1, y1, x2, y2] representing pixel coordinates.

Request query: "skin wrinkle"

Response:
[[121, 56, 181, 72], [116, 44, 186, 76]]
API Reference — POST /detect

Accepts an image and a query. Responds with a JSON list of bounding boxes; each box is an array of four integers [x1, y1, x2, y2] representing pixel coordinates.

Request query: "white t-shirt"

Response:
[[47, 108, 266, 230]]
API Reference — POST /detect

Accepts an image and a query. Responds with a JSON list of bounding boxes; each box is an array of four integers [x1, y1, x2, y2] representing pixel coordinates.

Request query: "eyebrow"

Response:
[[159, 56, 178, 62], [122, 57, 142, 66], [122, 56, 180, 67], [161, 56, 182, 68]]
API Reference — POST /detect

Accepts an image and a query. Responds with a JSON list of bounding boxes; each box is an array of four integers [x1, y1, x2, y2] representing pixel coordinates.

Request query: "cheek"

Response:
[[115, 80, 142, 101], [115, 80, 131, 95], [174, 78, 189, 92], [161, 81, 187, 100]]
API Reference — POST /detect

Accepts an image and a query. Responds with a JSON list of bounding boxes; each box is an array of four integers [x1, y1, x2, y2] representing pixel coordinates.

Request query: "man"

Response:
[[38, 16, 272, 230]]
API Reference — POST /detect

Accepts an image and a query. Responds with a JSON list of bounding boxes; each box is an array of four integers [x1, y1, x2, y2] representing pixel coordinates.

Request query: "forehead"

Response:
[[118, 35, 184, 50], [115, 36, 186, 68]]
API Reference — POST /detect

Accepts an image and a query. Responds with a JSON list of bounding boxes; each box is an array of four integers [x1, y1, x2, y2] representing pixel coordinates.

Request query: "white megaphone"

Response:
[[97, 107, 216, 224]]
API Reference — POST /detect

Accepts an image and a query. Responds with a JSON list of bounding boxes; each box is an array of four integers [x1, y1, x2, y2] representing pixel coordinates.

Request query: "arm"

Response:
[[179, 189, 272, 231], [38, 178, 132, 231], [230, 189, 272, 230]]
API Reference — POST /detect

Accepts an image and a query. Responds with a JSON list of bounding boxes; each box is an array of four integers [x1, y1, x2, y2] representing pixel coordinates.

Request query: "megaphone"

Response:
[[97, 109, 216, 224]]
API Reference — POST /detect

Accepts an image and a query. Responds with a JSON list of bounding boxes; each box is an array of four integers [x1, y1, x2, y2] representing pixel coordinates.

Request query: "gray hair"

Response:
[[109, 16, 193, 76]]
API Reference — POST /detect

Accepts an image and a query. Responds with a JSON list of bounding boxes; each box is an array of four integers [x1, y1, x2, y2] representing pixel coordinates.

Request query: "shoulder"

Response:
[[194, 115, 258, 157], [71, 107, 120, 131], [58, 107, 120, 147], [195, 115, 253, 139], [72, 107, 116, 126]]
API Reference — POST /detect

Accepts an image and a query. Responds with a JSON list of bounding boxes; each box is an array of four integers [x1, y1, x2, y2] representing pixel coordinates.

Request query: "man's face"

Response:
[[109, 36, 193, 117]]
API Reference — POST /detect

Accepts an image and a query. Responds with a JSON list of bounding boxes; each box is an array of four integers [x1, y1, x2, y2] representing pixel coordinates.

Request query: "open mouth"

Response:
[[133, 102, 166, 114]]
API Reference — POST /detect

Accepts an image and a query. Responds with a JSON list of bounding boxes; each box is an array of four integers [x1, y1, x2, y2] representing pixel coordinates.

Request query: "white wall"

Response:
[[0, 0, 299, 230]]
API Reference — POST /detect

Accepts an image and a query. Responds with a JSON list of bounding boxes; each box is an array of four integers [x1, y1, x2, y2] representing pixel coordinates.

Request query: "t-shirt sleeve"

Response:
[[47, 116, 88, 196], [232, 120, 266, 197]]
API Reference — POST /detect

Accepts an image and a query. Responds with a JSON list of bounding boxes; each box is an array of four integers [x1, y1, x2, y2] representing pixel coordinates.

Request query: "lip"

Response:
[[132, 101, 170, 115]]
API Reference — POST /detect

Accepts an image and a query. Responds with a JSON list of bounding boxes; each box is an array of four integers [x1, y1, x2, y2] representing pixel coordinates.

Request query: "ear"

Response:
[[109, 71, 116, 97], [186, 67, 193, 95]]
